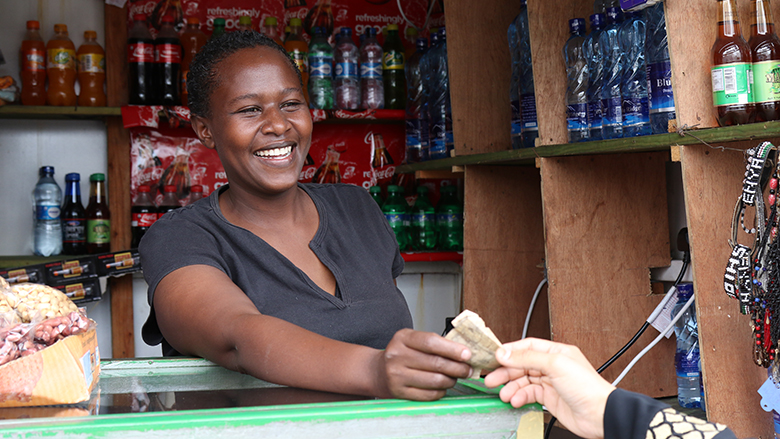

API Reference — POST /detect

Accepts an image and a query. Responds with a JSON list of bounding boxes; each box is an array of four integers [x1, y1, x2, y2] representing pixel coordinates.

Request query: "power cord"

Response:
[[396, 0, 438, 33]]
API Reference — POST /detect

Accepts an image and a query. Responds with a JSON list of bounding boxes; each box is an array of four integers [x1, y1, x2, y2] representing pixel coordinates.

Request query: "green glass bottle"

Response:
[[382, 24, 406, 109], [436, 185, 463, 251], [369, 185, 384, 207], [382, 185, 410, 251], [411, 185, 437, 250]]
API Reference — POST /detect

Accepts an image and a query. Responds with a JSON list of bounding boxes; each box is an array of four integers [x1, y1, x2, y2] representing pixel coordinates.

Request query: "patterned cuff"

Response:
[[647, 407, 730, 439]]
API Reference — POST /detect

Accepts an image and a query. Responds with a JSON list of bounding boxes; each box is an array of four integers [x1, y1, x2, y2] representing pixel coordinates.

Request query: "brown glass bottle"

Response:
[[750, 0, 780, 121], [712, 0, 756, 126], [86, 173, 111, 254]]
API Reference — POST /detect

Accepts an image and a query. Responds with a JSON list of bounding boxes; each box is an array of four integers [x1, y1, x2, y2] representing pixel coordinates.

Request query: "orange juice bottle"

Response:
[[284, 18, 309, 100], [180, 17, 207, 107], [20, 20, 46, 106], [46, 24, 77, 106], [77, 30, 106, 107]]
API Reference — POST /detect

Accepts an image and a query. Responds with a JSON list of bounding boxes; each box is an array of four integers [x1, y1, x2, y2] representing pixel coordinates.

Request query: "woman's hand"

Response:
[[484, 338, 615, 439], [376, 328, 473, 401]]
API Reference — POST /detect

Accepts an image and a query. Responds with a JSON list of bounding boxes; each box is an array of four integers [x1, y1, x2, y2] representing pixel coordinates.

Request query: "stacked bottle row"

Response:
[[507, 0, 539, 149], [20, 21, 106, 107], [563, 2, 675, 142], [131, 184, 204, 248], [372, 185, 463, 252]]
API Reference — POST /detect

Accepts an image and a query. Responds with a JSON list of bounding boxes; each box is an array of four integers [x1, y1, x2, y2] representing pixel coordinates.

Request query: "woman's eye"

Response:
[[238, 107, 261, 114], [282, 101, 303, 110]]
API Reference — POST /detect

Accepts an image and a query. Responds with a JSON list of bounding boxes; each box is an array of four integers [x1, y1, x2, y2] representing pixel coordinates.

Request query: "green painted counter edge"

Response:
[[0, 106, 122, 119]]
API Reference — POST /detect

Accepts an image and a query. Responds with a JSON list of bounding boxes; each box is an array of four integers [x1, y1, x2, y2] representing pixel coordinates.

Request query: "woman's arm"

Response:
[[154, 264, 473, 400]]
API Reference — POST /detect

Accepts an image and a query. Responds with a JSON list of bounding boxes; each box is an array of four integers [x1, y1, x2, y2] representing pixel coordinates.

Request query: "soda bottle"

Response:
[[645, 2, 677, 134], [406, 37, 428, 163], [429, 28, 453, 159], [411, 185, 437, 251], [262, 17, 284, 46], [360, 28, 384, 109], [131, 185, 157, 248], [284, 26, 292, 42], [749, 0, 780, 121], [158, 184, 181, 217], [369, 185, 383, 207], [33, 166, 63, 257], [285, 18, 309, 100], [188, 184, 204, 204], [85, 173, 110, 254], [211, 18, 226, 40], [382, 185, 410, 251], [673, 283, 702, 409], [46, 24, 77, 106], [620, 11, 651, 137], [308, 27, 334, 109], [128, 13, 156, 105], [383, 24, 406, 110], [155, 15, 182, 105], [312, 146, 342, 184], [600, 7, 625, 139], [237, 15, 253, 32], [334, 27, 360, 110], [61, 173, 86, 255], [518, 0, 539, 148], [586, 13, 606, 141], [20, 20, 46, 106], [180, 17, 207, 107], [508, 15, 523, 149], [712, 0, 756, 126], [564, 18, 590, 143], [77, 30, 106, 107], [436, 185, 463, 251]]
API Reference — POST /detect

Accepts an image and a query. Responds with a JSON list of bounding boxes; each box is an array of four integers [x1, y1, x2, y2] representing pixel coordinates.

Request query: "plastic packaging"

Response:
[[308, 27, 334, 109], [77, 30, 106, 107], [673, 283, 702, 409], [564, 18, 590, 142], [405, 37, 428, 163], [586, 14, 606, 141], [428, 28, 453, 159], [359, 28, 384, 109], [508, 15, 523, 149], [600, 7, 625, 139], [619, 11, 651, 136], [132, 185, 157, 248], [334, 27, 360, 110], [518, 0, 539, 148], [46, 24, 77, 106], [128, 13, 156, 105], [155, 15, 182, 105], [33, 166, 62, 257], [158, 184, 180, 217], [644, 2, 676, 133], [20, 20, 46, 106]]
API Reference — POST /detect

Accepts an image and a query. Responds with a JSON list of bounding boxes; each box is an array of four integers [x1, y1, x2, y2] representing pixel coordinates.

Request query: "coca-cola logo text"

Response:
[[156, 45, 182, 63], [128, 44, 155, 63]]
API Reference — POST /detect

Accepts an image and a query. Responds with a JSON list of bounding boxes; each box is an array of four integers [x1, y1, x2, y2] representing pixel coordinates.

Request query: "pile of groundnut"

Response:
[[0, 277, 90, 366]]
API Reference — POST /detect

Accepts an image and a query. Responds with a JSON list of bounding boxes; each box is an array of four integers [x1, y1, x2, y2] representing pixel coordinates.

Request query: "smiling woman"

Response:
[[138, 31, 474, 401]]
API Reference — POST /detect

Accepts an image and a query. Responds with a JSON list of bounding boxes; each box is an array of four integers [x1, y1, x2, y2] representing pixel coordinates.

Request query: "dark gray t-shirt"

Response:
[[140, 183, 412, 355]]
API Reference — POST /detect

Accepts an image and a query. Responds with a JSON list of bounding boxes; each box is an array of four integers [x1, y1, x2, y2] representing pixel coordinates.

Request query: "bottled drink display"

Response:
[[158, 184, 181, 217], [131, 185, 157, 248], [436, 185, 463, 251], [33, 166, 63, 257], [77, 30, 106, 107], [711, 0, 756, 126], [334, 27, 360, 110], [180, 17, 207, 107], [369, 185, 383, 207], [586, 13, 606, 141], [61, 173, 86, 255], [673, 283, 702, 409], [564, 18, 590, 143], [85, 173, 110, 254], [21, 20, 46, 106], [383, 24, 406, 110], [517, 0, 539, 148], [405, 37, 428, 163], [308, 27, 334, 109], [620, 11, 651, 137], [285, 18, 309, 100], [508, 16, 523, 149], [46, 24, 77, 106], [644, 2, 676, 134], [428, 28, 453, 159], [128, 13, 156, 105], [211, 18, 226, 40], [600, 7, 624, 139], [749, 0, 780, 121], [359, 28, 384, 109], [382, 185, 410, 251], [411, 185, 437, 251], [419, 31, 439, 159], [155, 15, 182, 105], [262, 17, 284, 46], [237, 15, 253, 31]]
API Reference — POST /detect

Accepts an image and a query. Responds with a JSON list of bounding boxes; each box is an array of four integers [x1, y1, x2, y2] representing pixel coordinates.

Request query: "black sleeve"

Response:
[[604, 388, 737, 439]]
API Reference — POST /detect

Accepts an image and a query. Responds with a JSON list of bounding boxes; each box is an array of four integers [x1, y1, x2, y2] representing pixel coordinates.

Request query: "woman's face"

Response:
[[192, 46, 312, 197]]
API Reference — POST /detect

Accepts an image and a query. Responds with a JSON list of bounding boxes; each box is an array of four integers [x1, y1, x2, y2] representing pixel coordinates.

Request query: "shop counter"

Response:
[[0, 357, 542, 438]]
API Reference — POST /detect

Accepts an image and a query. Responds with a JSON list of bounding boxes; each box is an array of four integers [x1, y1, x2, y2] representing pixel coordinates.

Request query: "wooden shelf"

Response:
[[0, 255, 70, 269], [0, 105, 122, 120]]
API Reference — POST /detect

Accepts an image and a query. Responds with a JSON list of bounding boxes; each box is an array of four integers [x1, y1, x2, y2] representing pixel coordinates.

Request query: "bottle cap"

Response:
[[605, 7, 622, 23], [406, 27, 418, 37], [520, 0, 527, 5], [364, 27, 376, 37], [138, 185, 151, 193], [164, 185, 177, 193], [239, 16, 252, 27], [26, 20, 40, 30], [369, 186, 381, 193], [191, 185, 203, 193], [54, 23, 68, 34], [84, 30, 97, 40], [438, 27, 446, 38], [90, 173, 105, 182], [387, 24, 399, 31], [186, 17, 200, 25], [161, 15, 175, 24], [568, 18, 585, 34], [265, 16, 278, 26], [416, 37, 428, 50], [290, 18, 302, 27], [39, 166, 54, 177], [134, 14, 147, 21], [340, 26, 352, 36], [214, 18, 226, 26], [590, 13, 606, 30], [313, 26, 325, 36], [65, 173, 81, 182], [441, 185, 456, 193], [677, 283, 693, 297], [387, 185, 402, 193], [416, 185, 429, 194]]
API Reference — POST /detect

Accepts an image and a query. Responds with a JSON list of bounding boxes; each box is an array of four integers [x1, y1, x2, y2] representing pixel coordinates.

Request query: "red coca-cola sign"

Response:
[[128, 43, 155, 63], [155, 44, 182, 63], [132, 212, 158, 227]]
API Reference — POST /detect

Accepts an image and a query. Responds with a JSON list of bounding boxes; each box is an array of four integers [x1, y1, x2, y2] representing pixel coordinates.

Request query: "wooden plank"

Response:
[[443, 0, 519, 155], [679, 142, 772, 437], [540, 152, 675, 396], [0, 106, 121, 119], [463, 166, 548, 343]]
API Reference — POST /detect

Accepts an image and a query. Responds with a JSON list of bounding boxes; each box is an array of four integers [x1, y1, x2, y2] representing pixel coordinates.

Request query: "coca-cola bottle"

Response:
[[128, 13, 156, 105], [188, 184, 204, 204], [158, 184, 181, 217], [312, 146, 342, 184], [131, 185, 157, 248], [155, 15, 182, 105]]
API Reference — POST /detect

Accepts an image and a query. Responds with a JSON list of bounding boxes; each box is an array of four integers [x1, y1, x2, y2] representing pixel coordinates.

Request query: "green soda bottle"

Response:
[[211, 18, 226, 40], [369, 185, 384, 207], [411, 186, 437, 250], [382, 185, 410, 251], [436, 185, 463, 251], [382, 24, 406, 109]]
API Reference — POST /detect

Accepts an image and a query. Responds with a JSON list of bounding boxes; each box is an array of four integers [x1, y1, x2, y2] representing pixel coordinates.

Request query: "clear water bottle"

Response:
[[359, 28, 384, 109], [405, 37, 428, 163], [586, 14, 606, 141], [334, 27, 360, 110], [620, 11, 651, 137], [594, 0, 620, 14], [419, 31, 440, 161], [33, 166, 63, 256], [429, 27, 453, 160], [600, 7, 625, 139], [644, 2, 676, 134], [518, 0, 539, 148], [508, 15, 523, 149], [564, 18, 590, 143], [673, 283, 702, 409], [308, 27, 334, 110]]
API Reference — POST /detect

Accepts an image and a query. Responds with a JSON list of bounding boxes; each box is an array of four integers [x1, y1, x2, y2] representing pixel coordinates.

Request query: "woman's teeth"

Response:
[[255, 146, 293, 158]]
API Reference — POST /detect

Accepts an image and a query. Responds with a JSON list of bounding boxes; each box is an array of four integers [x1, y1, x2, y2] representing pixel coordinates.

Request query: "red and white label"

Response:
[[128, 43, 155, 63], [132, 212, 157, 227], [155, 44, 181, 63]]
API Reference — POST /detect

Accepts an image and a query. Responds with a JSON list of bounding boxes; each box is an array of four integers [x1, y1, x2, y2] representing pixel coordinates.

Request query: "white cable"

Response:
[[522, 277, 547, 339], [646, 284, 677, 324], [611, 295, 695, 387], [396, 0, 438, 33]]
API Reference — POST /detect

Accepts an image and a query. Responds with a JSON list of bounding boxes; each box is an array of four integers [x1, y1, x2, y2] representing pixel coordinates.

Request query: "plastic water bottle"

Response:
[[644, 2, 676, 134], [586, 13, 606, 141], [564, 18, 590, 143], [419, 31, 440, 161], [594, 0, 619, 14], [620, 11, 651, 137], [405, 37, 428, 163], [359, 28, 384, 109], [600, 7, 624, 139], [33, 166, 63, 256], [429, 27, 453, 159], [518, 0, 539, 148], [673, 283, 702, 409], [508, 15, 523, 149], [334, 27, 360, 110], [308, 27, 334, 110]]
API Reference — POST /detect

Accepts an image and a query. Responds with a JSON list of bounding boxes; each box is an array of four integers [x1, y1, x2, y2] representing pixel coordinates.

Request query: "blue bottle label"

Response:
[[602, 97, 623, 126], [412, 213, 435, 225], [360, 61, 382, 79], [445, 112, 454, 147], [406, 118, 421, 147], [511, 99, 522, 135], [647, 61, 675, 114], [521, 93, 538, 131], [335, 61, 358, 79], [675, 348, 701, 377], [430, 120, 447, 156], [36, 205, 61, 221], [566, 103, 588, 131], [588, 100, 603, 130], [385, 212, 408, 227], [309, 54, 332, 78], [622, 96, 649, 127]]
